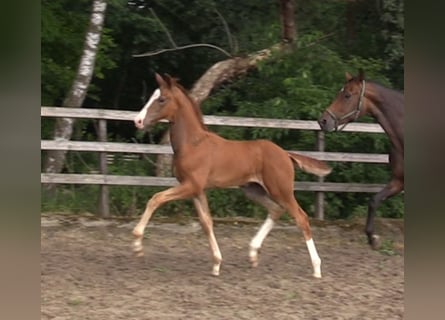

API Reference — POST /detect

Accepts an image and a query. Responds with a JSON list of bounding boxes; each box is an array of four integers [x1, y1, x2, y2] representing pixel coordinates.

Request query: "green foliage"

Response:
[[41, 0, 89, 105], [41, 0, 118, 106], [380, 0, 404, 89], [42, 185, 100, 214], [379, 239, 397, 256]]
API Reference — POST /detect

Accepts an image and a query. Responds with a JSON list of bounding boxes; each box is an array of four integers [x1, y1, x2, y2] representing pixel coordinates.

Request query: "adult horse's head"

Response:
[[318, 70, 367, 132], [134, 73, 179, 130]]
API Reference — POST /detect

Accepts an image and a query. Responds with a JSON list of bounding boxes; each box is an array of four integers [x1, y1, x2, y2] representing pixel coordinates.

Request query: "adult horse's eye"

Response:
[[158, 96, 166, 104], [344, 92, 351, 99]]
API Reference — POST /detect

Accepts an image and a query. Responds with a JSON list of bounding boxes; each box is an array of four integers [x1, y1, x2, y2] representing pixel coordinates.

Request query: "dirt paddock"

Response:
[[41, 215, 404, 320]]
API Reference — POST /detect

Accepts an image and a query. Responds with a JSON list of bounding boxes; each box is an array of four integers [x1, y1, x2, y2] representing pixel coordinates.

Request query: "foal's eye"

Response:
[[344, 92, 351, 99], [158, 96, 166, 104]]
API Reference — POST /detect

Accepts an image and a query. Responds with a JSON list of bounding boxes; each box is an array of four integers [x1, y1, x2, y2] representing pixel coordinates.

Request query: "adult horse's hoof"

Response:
[[369, 234, 381, 250]]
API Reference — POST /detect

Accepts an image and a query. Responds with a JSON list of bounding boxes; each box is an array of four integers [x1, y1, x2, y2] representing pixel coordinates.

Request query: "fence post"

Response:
[[98, 119, 110, 218], [315, 130, 325, 220]]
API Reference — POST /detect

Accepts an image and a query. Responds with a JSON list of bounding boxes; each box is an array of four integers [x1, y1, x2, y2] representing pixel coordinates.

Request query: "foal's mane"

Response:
[[172, 81, 208, 131]]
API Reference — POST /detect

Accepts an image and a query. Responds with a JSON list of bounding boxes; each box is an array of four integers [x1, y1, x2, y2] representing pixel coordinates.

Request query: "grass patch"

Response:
[[379, 239, 397, 256]]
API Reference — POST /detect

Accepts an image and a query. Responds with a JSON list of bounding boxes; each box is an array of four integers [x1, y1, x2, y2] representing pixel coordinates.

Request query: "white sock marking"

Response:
[[250, 217, 275, 265], [306, 238, 322, 278], [250, 217, 275, 250]]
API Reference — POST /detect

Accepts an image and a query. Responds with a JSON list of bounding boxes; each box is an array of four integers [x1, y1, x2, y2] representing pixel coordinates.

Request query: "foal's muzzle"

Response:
[[134, 115, 156, 131], [134, 117, 145, 130]]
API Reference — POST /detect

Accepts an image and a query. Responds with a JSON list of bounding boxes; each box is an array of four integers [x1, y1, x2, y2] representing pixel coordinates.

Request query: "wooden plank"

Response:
[[297, 182, 384, 193], [41, 140, 389, 163], [41, 140, 173, 154], [41, 106, 384, 133], [41, 173, 179, 187], [41, 107, 135, 121], [41, 173, 385, 193], [299, 151, 388, 163]]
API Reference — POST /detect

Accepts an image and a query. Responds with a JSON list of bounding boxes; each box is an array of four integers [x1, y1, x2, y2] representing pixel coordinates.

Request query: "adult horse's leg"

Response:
[[241, 183, 285, 267], [193, 193, 222, 276], [133, 183, 195, 256], [285, 198, 322, 278], [366, 178, 404, 249]]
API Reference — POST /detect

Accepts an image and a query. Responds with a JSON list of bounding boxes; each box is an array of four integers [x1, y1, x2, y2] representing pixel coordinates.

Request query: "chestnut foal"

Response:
[[133, 73, 331, 277]]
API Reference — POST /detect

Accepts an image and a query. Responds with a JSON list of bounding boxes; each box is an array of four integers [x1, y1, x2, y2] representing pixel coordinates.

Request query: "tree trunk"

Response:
[[278, 0, 297, 47], [43, 0, 107, 189]]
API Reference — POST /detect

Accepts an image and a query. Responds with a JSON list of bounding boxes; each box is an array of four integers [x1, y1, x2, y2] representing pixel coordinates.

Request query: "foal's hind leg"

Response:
[[193, 193, 222, 276], [242, 183, 285, 267], [366, 178, 404, 249], [285, 198, 322, 278]]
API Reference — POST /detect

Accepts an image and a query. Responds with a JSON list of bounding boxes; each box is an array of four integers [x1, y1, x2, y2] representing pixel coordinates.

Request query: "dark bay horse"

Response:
[[133, 73, 332, 277], [318, 70, 404, 249]]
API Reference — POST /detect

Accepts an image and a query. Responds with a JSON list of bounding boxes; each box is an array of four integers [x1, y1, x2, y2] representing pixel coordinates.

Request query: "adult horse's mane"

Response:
[[349, 77, 404, 97], [171, 79, 208, 131]]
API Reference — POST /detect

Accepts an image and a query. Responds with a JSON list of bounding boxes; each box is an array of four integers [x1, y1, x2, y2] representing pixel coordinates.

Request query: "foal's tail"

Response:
[[288, 152, 332, 177]]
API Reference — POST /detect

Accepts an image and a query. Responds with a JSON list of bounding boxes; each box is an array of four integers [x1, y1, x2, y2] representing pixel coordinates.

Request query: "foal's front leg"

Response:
[[133, 183, 194, 256], [193, 193, 222, 276]]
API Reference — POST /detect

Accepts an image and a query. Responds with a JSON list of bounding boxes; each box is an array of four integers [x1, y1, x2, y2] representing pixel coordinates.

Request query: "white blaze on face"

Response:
[[134, 88, 161, 129]]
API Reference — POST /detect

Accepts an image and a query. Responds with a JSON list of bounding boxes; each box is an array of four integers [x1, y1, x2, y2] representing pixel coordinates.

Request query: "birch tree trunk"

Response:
[[155, 0, 297, 176], [43, 0, 107, 189]]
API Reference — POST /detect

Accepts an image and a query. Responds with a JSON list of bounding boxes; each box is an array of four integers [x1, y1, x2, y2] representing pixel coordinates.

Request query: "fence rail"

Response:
[[41, 107, 387, 219], [41, 106, 385, 133], [41, 173, 385, 193], [41, 140, 388, 163]]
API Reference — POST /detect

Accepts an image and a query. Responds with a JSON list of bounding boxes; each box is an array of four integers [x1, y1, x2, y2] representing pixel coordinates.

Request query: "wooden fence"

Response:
[[41, 106, 387, 219]]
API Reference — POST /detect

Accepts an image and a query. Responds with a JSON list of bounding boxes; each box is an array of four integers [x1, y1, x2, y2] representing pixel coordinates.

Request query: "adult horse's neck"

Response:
[[168, 88, 207, 154], [365, 82, 404, 153]]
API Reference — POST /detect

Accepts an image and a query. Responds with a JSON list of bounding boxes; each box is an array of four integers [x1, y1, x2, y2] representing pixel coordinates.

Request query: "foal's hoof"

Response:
[[313, 272, 322, 279], [135, 250, 144, 257], [132, 238, 144, 257], [249, 247, 259, 267], [211, 265, 221, 276], [369, 234, 381, 250]]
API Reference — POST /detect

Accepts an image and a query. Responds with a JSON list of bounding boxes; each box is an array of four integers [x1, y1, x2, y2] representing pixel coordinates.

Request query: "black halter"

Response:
[[326, 80, 366, 131]]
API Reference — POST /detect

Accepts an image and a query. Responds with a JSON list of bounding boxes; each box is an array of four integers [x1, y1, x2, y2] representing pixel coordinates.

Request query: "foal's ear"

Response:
[[358, 69, 365, 81], [164, 73, 174, 86], [155, 73, 167, 88], [345, 72, 353, 81]]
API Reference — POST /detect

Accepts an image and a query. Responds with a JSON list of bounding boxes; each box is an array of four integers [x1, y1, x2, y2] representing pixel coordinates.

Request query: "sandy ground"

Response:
[[41, 215, 404, 320]]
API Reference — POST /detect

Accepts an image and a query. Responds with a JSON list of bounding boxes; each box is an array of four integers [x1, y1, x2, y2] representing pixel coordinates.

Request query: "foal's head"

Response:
[[134, 73, 184, 130], [134, 73, 206, 131], [318, 70, 368, 132]]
